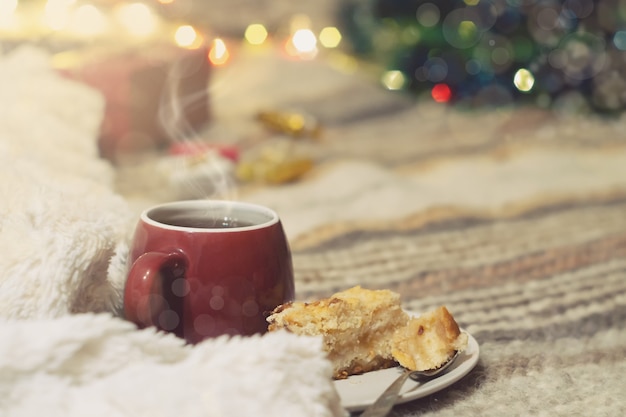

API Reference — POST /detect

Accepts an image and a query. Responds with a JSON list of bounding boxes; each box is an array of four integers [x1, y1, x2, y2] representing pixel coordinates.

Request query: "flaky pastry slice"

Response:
[[267, 286, 467, 379]]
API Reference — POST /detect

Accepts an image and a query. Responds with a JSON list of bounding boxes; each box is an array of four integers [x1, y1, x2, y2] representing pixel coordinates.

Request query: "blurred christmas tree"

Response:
[[339, 0, 626, 114]]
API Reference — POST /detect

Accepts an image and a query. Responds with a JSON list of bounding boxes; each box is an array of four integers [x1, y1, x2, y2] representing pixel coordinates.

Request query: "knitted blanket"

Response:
[[242, 122, 626, 415]]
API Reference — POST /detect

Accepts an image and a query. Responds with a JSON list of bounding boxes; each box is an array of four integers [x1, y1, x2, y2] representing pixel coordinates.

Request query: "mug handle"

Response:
[[123, 251, 187, 329]]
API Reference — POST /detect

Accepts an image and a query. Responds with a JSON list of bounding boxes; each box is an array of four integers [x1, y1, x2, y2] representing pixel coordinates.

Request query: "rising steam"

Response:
[[158, 50, 238, 202]]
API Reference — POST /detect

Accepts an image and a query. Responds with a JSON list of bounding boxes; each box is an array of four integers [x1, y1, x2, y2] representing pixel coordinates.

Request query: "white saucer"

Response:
[[333, 331, 479, 412]]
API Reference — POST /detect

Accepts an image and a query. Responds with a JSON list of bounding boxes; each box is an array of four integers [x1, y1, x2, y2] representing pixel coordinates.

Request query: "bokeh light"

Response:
[[443, 9, 482, 49], [43, 0, 74, 31], [528, 1, 570, 47], [284, 14, 317, 58], [244, 23, 268, 45], [292, 29, 317, 52], [115, 2, 158, 38], [613, 31, 626, 51], [550, 32, 607, 81], [416, 3, 440, 27], [381, 70, 406, 90], [514, 68, 535, 92], [68, 4, 108, 36], [536, 7, 560, 31], [208, 38, 229, 66], [174, 24, 198, 48], [319, 26, 342, 48], [339, 0, 626, 112], [431, 83, 452, 102], [488, 35, 514, 73], [415, 57, 448, 82], [430, 83, 452, 103], [285, 28, 318, 59]]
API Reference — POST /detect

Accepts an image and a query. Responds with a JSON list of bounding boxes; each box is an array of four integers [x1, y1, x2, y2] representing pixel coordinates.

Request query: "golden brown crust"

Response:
[[392, 306, 467, 371], [267, 286, 467, 379]]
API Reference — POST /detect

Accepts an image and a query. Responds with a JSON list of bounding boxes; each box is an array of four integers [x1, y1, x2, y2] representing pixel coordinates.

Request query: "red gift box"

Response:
[[57, 44, 211, 162]]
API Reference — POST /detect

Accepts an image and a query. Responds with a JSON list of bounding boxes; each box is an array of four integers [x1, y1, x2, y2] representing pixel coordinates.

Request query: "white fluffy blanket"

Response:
[[0, 46, 342, 417], [0, 315, 342, 417], [0, 46, 130, 318]]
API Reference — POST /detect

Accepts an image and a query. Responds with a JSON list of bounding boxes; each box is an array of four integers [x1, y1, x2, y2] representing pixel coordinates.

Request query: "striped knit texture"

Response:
[[291, 197, 626, 417], [246, 106, 626, 417]]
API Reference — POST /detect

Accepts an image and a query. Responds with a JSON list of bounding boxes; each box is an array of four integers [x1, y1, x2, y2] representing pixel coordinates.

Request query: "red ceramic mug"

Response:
[[124, 200, 295, 344]]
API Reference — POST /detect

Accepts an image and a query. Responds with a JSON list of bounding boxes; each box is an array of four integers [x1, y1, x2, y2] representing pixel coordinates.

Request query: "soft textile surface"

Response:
[[0, 314, 342, 417], [120, 48, 626, 416], [0, 46, 343, 417], [0, 46, 131, 318]]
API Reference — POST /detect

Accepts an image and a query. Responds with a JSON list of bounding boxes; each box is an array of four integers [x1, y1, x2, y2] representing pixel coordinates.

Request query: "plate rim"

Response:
[[332, 315, 480, 412]]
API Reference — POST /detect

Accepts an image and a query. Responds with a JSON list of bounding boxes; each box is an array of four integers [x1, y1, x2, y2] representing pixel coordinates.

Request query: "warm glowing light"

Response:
[[115, 2, 158, 37], [44, 0, 75, 31], [0, 0, 18, 28], [244, 23, 268, 45], [158, 0, 174, 4], [68, 4, 108, 36], [319, 27, 342, 48], [285, 28, 318, 59], [175, 25, 198, 47], [284, 14, 319, 58], [381, 70, 406, 90], [243, 23, 268, 45], [431, 83, 452, 102], [513, 68, 535, 92], [208, 38, 230, 65], [292, 29, 317, 52]]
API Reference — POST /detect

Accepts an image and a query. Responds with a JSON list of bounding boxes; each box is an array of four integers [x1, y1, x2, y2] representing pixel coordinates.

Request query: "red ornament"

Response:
[[431, 83, 452, 103]]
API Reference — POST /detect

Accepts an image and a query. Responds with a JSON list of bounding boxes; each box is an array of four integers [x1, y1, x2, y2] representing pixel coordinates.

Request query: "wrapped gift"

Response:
[[55, 44, 211, 162]]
